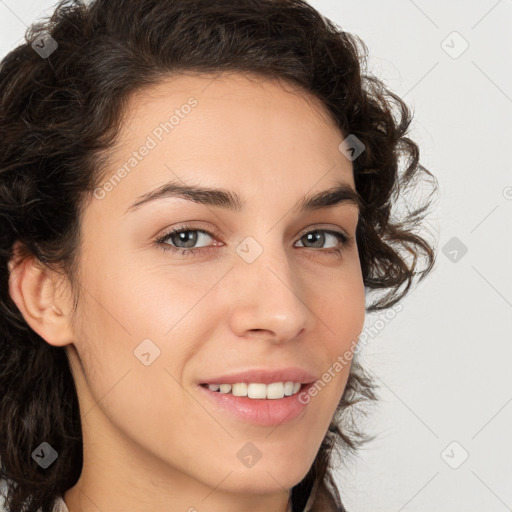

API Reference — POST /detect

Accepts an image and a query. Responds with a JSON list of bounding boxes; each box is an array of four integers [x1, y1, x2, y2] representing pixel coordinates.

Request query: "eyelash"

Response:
[[154, 224, 351, 258]]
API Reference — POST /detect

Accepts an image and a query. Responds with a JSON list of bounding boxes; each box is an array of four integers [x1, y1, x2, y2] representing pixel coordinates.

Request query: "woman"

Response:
[[0, 0, 438, 511]]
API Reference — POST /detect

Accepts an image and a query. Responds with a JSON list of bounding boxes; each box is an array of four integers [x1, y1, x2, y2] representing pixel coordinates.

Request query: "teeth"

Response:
[[219, 384, 232, 393], [232, 383, 248, 396], [248, 383, 267, 399], [206, 381, 302, 399]]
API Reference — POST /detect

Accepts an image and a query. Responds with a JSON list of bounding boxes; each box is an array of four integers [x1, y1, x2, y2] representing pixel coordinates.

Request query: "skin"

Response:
[[8, 72, 365, 512]]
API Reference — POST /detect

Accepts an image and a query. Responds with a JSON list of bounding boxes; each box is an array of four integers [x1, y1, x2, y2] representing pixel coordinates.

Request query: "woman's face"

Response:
[[64, 72, 365, 506]]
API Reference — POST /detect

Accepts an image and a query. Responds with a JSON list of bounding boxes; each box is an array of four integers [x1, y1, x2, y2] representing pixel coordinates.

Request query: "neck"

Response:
[[63, 415, 291, 512]]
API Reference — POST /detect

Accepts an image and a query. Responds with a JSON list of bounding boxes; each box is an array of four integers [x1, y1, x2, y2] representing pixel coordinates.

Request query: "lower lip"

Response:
[[197, 383, 314, 426]]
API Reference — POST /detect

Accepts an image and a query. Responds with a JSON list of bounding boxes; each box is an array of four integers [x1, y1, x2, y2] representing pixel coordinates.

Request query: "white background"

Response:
[[1, 1, 511, 511]]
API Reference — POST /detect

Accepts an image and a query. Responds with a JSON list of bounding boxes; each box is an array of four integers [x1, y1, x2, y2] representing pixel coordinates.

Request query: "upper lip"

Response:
[[199, 367, 319, 385]]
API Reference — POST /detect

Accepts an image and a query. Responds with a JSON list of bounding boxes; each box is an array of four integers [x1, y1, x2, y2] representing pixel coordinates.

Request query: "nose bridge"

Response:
[[228, 232, 310, 340]]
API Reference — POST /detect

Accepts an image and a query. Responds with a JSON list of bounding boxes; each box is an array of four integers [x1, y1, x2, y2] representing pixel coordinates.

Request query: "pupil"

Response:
[[306, 232, 324, 248], [177, 231, 197, 248]]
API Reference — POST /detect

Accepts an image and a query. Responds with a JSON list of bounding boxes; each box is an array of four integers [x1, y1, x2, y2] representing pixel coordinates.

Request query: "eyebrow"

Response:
[[124, 179, 363, 215]]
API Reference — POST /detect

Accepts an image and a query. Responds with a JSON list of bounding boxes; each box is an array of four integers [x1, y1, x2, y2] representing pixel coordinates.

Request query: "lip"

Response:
[[198, 367, 319, 385], [197, 382, 316, 426]]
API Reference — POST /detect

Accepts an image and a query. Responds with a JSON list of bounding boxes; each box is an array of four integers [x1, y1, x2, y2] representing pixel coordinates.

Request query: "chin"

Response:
[[222, 461, 310, 494]]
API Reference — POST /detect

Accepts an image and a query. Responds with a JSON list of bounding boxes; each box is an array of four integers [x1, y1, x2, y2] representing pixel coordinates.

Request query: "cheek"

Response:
[[308, 265, 366, 397], [311, 263, 366, 346], [77, 249, 207, 337], [70, 258, 221, 409], [68, 266, 205, 448]]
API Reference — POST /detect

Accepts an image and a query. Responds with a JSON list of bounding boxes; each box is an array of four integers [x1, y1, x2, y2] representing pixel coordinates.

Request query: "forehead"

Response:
[[95, 71, 355, 213], [127, 71, 337, 126], [115, 71, 344, 160]]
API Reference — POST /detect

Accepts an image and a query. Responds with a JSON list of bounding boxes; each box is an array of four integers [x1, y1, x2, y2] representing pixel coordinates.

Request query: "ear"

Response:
[[8, 244, 75, 347]]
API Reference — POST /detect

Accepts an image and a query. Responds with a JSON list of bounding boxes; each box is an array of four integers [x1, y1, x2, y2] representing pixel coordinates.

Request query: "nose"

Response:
[[226, 243, 313, 344]]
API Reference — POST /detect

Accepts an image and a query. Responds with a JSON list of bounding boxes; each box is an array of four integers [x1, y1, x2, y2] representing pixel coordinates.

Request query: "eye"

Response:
[[295, 230, 348, 250], [155, 225, 351, 258], [155, 226, 218, 257]]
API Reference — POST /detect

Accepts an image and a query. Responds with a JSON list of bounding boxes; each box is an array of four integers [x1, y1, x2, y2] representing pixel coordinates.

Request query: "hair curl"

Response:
[[0, 1, 438, 510]]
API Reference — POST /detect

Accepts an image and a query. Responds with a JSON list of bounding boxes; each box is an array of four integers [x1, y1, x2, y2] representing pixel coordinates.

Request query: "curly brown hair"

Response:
[[0, 0, 438, 511]]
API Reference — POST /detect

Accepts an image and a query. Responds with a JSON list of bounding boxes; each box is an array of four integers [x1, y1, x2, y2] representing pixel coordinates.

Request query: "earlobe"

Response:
[[8, 250, 74, 347]]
